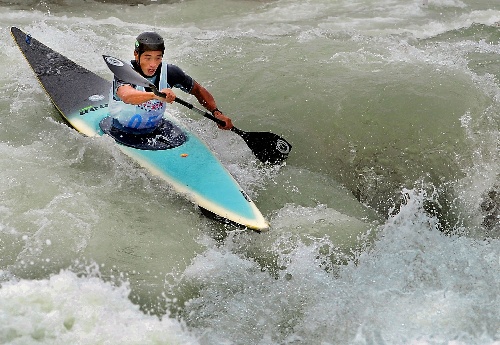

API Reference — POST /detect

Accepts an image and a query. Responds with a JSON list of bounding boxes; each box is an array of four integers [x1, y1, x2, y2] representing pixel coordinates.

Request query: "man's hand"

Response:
[[213, 110, 233, 130], [157, 88, 176, 103]]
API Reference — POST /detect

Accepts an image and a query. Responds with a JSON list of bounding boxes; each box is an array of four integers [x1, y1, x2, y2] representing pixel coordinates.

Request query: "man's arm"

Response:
[[190, 81, 217, 112], [167, 64, 233, 130], [190, 81, 233, 130], [117, 84, 176, 104]]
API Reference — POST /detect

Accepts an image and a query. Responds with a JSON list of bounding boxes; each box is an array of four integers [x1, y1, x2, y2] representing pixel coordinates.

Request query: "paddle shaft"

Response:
[[173, 97, 246, 136], [173, 97, 225, 126], [152, 87, 236, 131]]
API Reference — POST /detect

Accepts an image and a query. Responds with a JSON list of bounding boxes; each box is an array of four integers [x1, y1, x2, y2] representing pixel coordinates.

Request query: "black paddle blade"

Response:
[[102, 55, 152, 88], [233, 128, 292, 165]]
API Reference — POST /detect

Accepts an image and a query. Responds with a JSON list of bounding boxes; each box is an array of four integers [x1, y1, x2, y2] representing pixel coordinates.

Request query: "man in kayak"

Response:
[[109, 31, 233, 134]]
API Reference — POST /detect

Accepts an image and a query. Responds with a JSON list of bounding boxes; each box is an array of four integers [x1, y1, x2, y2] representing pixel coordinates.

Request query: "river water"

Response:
[[0, 0, 499, 344]]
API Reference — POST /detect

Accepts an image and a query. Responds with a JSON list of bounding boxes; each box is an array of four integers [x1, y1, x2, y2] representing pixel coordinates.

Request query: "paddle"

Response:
[[103, 55, 291, 165]]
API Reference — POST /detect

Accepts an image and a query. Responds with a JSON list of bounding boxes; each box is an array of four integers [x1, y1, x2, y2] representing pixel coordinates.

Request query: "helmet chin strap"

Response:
[[133, 52, 148, 77]]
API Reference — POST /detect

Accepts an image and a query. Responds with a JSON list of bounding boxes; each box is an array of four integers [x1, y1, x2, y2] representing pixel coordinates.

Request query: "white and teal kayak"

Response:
[[11, 26, 271, 231]]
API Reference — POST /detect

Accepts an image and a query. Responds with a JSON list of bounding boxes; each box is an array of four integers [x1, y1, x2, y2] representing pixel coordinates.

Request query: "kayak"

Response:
[[10, 26, 269, 231]]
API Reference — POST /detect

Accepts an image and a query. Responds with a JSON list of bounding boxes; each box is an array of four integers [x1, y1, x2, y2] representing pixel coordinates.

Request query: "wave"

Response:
[[0, 267, 199, 345]]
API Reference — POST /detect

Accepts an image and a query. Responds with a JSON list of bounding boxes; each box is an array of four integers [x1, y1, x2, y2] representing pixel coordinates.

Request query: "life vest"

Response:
[[109, 61, 169, 130]]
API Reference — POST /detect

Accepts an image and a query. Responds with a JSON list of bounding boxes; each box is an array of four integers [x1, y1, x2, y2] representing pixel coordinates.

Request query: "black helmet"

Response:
[[135, 32, 165, 54]]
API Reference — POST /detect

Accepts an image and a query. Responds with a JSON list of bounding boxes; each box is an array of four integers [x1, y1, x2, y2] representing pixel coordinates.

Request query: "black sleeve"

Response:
[[166, 64, 194, 93]]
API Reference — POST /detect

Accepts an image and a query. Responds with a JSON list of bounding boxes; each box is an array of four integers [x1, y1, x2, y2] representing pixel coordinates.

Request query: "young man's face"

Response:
[[135, 50, 163, 77]]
